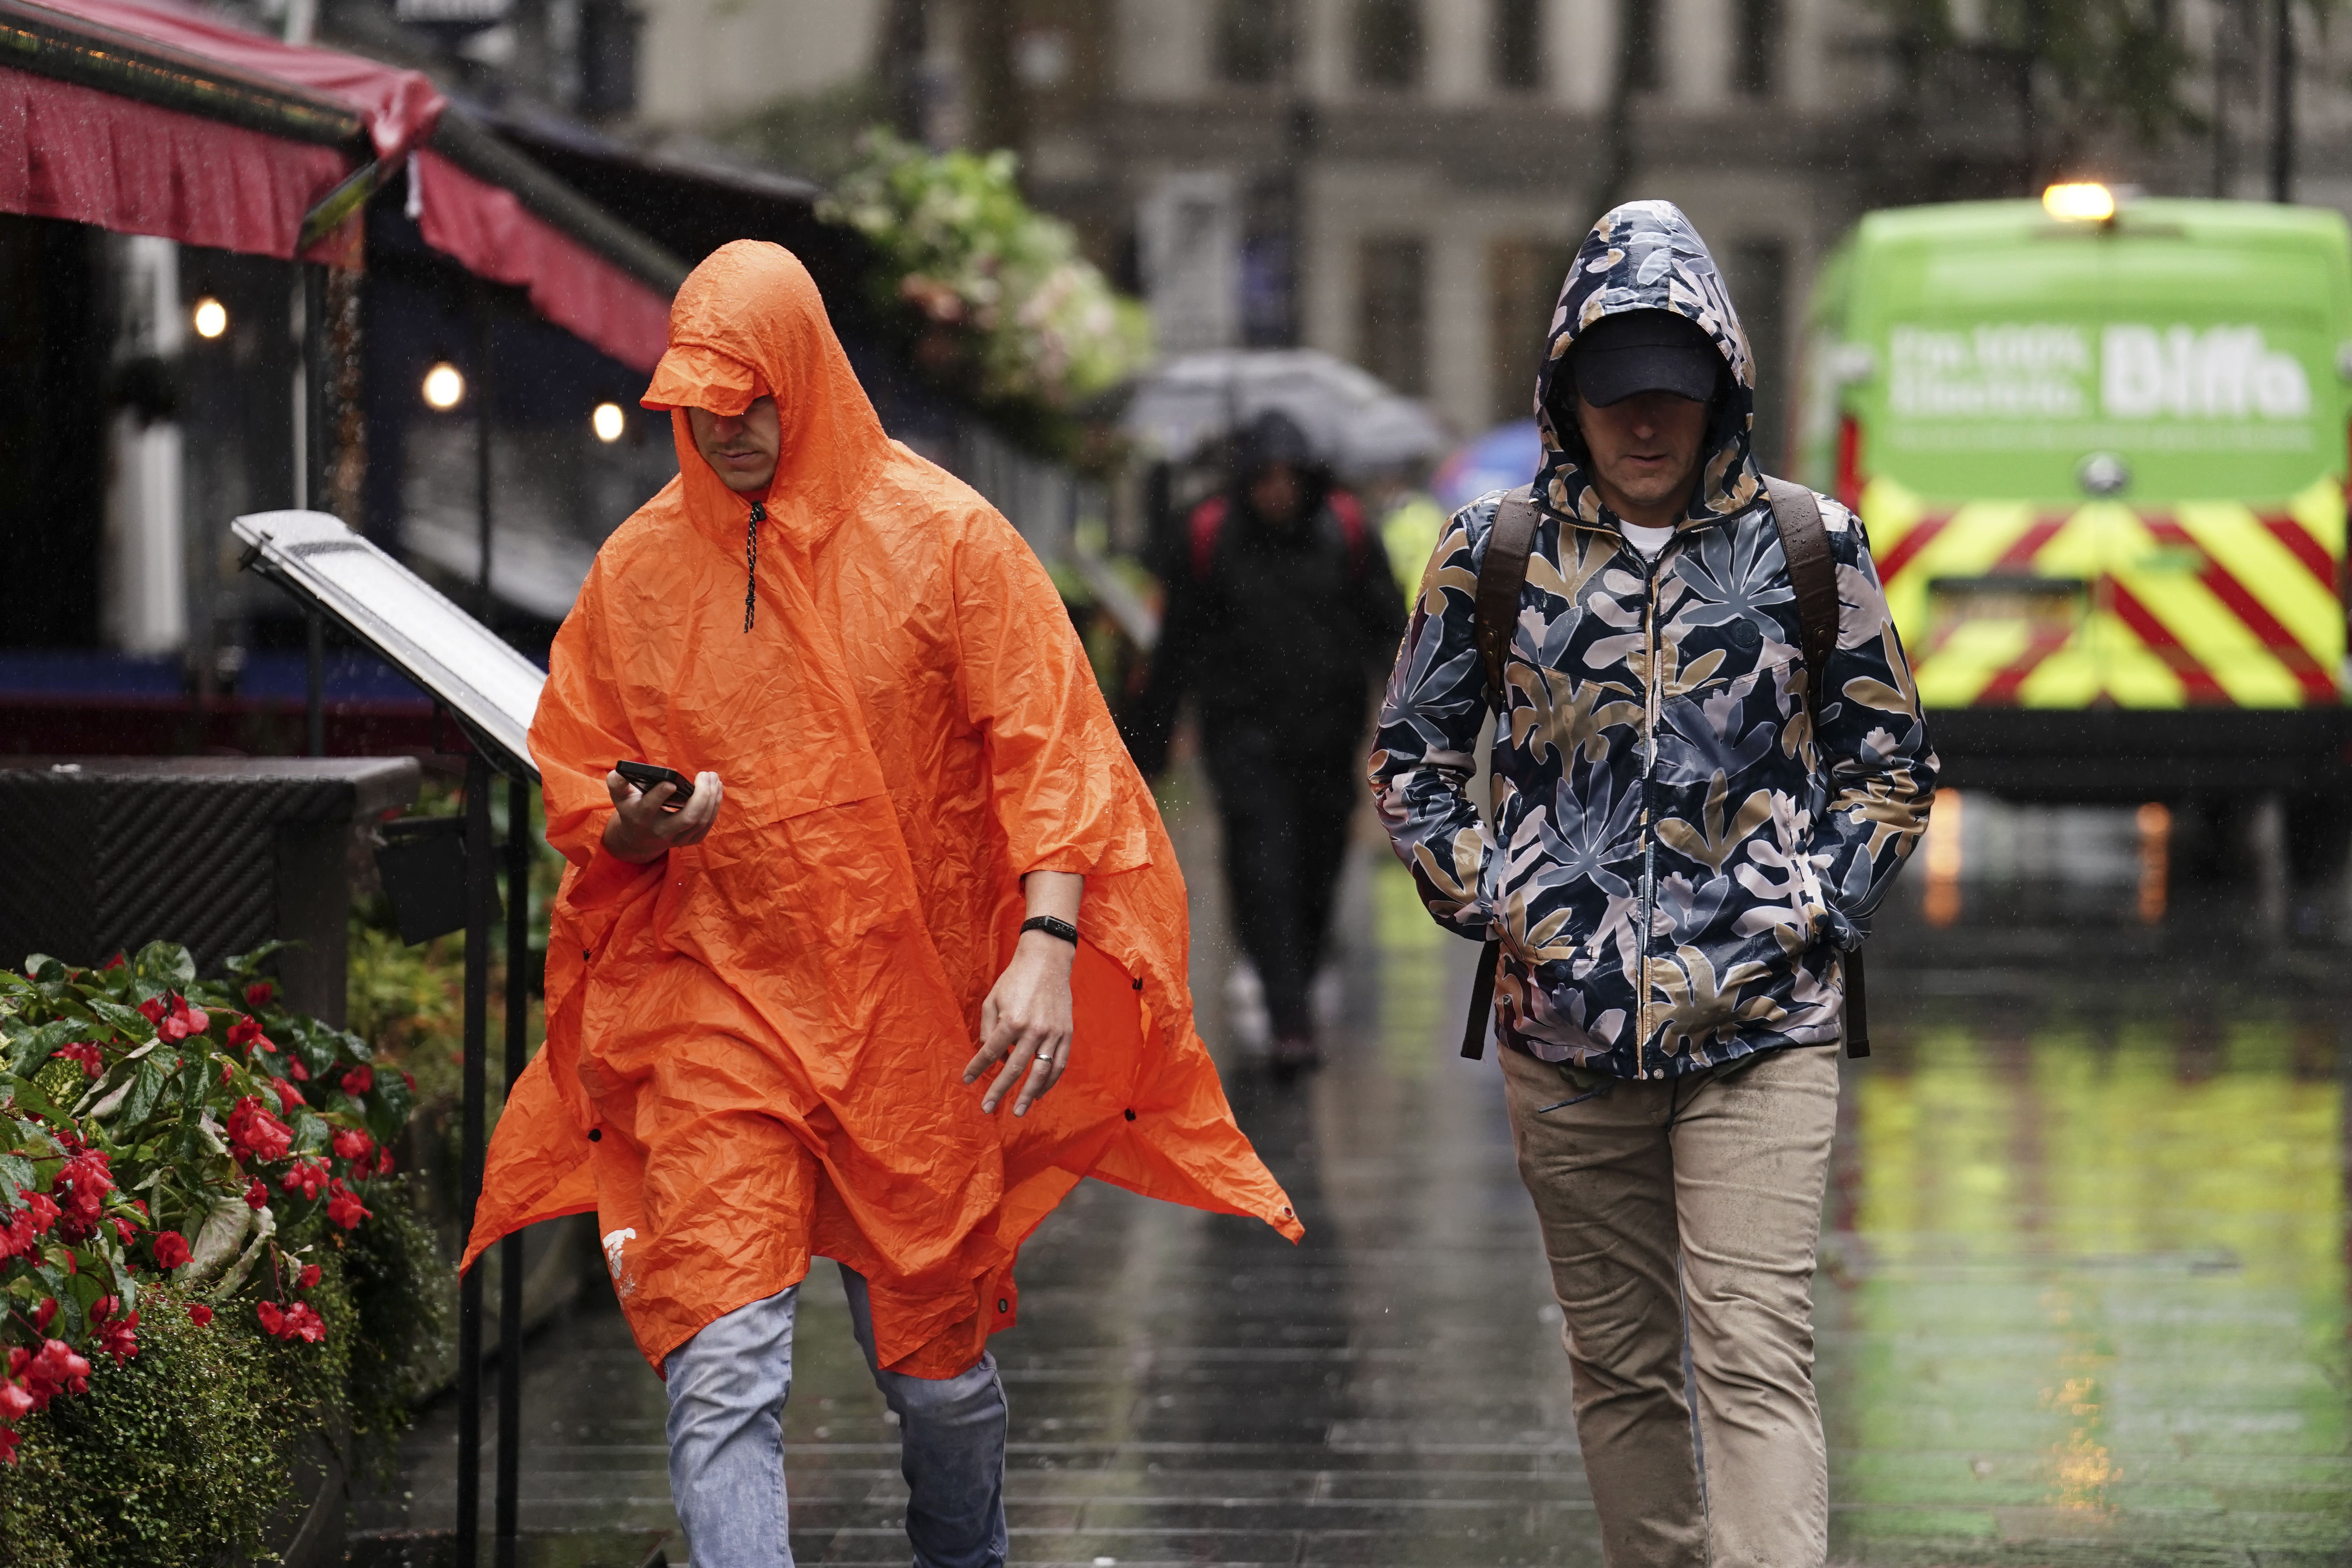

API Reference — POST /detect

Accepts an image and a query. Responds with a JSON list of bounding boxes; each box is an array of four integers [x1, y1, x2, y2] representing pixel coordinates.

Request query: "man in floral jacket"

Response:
[[1370, 202, 1935, 1566]]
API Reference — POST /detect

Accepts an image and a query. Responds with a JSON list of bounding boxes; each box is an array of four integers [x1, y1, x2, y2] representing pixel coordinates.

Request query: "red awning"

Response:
[[0, 0, 677, 369], [22, 0, 445, 159], [411, 148, 671, 372], [0, 64, 353, 261]]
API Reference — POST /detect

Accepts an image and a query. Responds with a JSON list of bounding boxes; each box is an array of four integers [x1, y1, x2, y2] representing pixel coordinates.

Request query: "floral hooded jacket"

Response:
[[1369, 201, 1937, 1079]]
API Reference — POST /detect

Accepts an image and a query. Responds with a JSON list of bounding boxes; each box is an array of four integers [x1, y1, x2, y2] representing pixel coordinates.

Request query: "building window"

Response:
[[1354, 0, 1423, 90], [1359, 237, 1428, 395], [1620, 0, 1659, 93], [578, 0, 640, 116], [1488, 238, 1576, 424], [1217, 0, 1294, 86], [1726, 238, 1789, 470], [1493, 0, 1544, 91], [1737, 0, 1780, 95]]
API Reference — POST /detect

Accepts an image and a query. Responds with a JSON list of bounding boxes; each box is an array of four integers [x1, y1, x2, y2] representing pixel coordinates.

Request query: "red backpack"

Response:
[[1187, 489, 1373, 584]]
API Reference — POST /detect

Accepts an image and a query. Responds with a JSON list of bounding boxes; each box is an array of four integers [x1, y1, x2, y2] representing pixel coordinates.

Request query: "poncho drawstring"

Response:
[[744, 502, 766, 632]]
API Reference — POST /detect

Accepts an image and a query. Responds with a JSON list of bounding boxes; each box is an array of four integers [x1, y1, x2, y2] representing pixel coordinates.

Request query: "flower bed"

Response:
[[0, 942, 443, 1567]]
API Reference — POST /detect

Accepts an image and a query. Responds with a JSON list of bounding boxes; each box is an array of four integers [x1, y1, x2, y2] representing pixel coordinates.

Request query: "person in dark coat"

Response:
[[1122, 410, 1407, 1076]]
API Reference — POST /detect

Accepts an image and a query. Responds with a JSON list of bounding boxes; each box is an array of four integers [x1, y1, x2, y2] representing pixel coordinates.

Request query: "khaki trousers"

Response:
[[1502, 1043, 1840, 1568]]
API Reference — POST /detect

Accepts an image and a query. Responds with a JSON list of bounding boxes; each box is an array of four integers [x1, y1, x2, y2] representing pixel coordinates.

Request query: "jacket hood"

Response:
[[642, 240, 894, 551], [1229, 408, 1333, 525], [1530, 201, 1765, 533]]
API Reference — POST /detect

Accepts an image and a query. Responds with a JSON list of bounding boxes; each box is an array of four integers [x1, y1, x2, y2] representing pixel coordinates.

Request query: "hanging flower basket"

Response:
[[822, 128, 1153, 458]]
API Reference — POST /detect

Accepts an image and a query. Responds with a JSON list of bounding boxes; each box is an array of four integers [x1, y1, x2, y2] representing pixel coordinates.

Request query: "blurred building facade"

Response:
[[615, 0, 2352, 471]]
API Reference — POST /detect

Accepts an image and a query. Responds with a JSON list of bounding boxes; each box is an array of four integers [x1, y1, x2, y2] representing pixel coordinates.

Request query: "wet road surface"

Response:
[[352, 784, 2352, 1566]]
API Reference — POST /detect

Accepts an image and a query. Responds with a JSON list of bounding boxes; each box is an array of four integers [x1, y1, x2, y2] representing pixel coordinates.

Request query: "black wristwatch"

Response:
[[1020, 915, 1079, 945]]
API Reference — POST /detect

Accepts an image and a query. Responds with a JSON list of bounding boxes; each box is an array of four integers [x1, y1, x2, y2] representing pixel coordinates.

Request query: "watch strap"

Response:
[[1020, 914, 1079, 945]]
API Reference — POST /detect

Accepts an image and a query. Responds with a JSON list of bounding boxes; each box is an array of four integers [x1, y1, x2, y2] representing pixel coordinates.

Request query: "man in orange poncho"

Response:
[[462, 240, 1301, 1568]]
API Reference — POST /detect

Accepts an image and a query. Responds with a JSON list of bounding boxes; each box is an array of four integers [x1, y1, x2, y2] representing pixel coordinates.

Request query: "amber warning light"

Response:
[[2042, 182, 2116, 223]]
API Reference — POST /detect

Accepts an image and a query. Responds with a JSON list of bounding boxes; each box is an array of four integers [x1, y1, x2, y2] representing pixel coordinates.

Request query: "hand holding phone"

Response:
[[614, 759, 695, 810], [604, 762, 723, 862]]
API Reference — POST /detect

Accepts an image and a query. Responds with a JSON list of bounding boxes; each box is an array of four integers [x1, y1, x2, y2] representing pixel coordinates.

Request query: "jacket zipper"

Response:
[[1635, 542, 1666, 1073]]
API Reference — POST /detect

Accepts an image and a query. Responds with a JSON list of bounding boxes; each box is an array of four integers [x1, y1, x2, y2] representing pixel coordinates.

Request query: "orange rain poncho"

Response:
[[462, 241, 1300, 1377]]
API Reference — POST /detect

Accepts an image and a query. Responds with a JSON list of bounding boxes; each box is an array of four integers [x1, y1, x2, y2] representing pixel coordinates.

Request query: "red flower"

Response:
[[53, 1151, 113, 1231], [142, 992, 210, 1043], [33, 1298, 56, 1333], [280, 1159, 331, 1201], [89, 1297, 138, 1365], [243, 1176, 269, 1210], [332, 1127, 376, 1165], [0, 1381, 31, 1422], [270, 1078, 306, 1111], [187, 1303, 214, 1326], [325, 1180, 371, 1231], [245, 980, 274, 1008], [110, 1216, 136, 1247], [340, 1065, 374, 1096], [22, 1190, 57, 1232], [297, 1262, 322, 1290], [226, 1096, 294, 1163], [152, 1231, 191, 1270], [15, 1339, 89, 1410], [226, 1014, 277, 1056], [287, 1058, 309, 1083], [256, 1300, 326, 1343], [51, 1041, 102, 1078], [102, 952, 125, 971], [0, 1428, 18, 1466]]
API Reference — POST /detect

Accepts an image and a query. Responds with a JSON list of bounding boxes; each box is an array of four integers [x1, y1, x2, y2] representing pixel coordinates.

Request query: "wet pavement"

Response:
[[352, 781, 2352, 1566]]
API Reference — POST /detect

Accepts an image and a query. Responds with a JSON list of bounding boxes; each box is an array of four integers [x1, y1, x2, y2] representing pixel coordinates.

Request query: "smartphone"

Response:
[[614, 759, 695, 810]]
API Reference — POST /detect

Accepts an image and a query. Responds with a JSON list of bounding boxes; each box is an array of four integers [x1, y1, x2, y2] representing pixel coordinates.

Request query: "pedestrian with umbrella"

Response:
[[1121, 408, 1406, 1078]]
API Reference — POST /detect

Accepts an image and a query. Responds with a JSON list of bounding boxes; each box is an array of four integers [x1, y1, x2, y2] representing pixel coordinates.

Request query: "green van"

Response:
[[1795, 195, 2352, 870]]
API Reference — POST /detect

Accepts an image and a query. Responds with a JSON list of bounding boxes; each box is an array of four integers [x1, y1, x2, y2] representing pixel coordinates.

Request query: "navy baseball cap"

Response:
[[1568, 310, 1722, 407]]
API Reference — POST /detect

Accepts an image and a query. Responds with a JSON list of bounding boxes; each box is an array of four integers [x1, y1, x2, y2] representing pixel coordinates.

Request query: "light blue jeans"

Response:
[[663, 1268, 1008, 1568]]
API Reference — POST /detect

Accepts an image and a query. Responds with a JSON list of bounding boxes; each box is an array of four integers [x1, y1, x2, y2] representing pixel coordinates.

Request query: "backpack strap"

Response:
[[1460, 486, 1539, 1060], [1187, 495, 1229, 583], [1474, 486, 1540, 699], [1762, 474, 1869, 1059], [1764, 476, 1838, 683], [1328, 488, 1370, 577]]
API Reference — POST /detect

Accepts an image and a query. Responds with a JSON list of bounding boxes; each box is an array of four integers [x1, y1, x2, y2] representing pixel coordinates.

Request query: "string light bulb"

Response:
[[592, 402, 626, 443], [422, 361, 466, 410], [191, 297, 228, 339]]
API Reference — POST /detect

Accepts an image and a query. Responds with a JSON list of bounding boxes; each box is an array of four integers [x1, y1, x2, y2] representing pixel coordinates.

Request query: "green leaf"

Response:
[[290, 1109, 330, 1156], [367, 1069, 412, 1145], [115, 1054, 172, 1131], [286, 1018, 342, 1081], [23, 954, 66, 983], [0, 1151, 32, 1200], [220, 939, 295, 980], [132, 941, 197, 991], [6, 1073, 68, 1123], [8, 1018, 81, 1076], [87, 996, 154, 1040]]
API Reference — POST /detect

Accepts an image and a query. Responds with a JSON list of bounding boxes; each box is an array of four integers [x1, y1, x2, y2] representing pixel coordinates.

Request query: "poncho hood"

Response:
[[641, 240, 889, 554], [1531, 200, 1768, 535]]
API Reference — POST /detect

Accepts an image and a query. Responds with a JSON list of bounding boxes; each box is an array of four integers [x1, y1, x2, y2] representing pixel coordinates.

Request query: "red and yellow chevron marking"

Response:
[[1862, 475, 2346, 710]]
